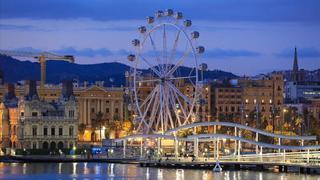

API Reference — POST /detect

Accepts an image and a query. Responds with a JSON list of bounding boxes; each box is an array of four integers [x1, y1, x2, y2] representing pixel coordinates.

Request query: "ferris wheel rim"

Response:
[[131, 14, 202, 134]]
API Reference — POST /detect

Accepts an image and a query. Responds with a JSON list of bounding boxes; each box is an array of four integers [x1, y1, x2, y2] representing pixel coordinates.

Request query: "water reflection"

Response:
[[176, 169, 184, 180], [0, 162, 318, 180], [158, 168, 163, 180], [72, 162, 77, 176]]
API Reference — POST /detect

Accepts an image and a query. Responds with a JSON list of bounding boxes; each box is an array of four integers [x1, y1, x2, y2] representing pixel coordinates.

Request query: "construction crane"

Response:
[[0, 50, 75, 88]]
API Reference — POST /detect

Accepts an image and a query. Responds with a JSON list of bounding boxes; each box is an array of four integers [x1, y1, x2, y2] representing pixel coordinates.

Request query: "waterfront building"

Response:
[[210, 73, 284, 129], [0, 84, 19, 148], [17, 80, 78, 149], [210, 81, 242, 123], [0, 81, 125, 142], [285, 81, 320, 103], [308, 99, 320, 123]]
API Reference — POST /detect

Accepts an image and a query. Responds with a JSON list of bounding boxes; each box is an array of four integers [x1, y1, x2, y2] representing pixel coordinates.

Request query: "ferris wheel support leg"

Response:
[[237, 140, 241, 162], [278, 138, 281, 154], [123, 139, 126, 158], [234, 127, 237, 155], [216, 138, 219, 159], [194, 138, 199, 159], [256, 133, 259, 154], [158, 138, 161, 158], [140, 138, 143, 158], [213, 139, 216, 159], [260, 146, 263, 162], [174, 138, 178, 160]]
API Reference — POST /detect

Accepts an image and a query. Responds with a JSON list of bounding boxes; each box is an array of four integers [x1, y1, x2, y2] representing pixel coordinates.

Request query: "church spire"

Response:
[[291, 47, 300, 82], [293, 47, 298, 72]]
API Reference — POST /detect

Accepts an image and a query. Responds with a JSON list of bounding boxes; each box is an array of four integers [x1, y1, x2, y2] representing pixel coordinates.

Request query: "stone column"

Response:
[[88, 100, 91, 126], [84, 99, 87, 125]]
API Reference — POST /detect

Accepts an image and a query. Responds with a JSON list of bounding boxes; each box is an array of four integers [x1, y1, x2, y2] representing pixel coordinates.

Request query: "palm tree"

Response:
[[295, 115, 304, 136], [92, 111, 104, 142]]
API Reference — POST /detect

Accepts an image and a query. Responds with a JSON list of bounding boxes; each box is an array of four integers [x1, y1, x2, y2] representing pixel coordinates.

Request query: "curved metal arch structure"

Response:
[[188, 134, 320, 151], [165, 121, 316, 141], [114, 134, 187, 142]]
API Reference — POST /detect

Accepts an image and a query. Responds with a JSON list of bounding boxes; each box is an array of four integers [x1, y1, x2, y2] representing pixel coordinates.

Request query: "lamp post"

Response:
[[95, 111, 103, 145], [282, 108, 288, 135]]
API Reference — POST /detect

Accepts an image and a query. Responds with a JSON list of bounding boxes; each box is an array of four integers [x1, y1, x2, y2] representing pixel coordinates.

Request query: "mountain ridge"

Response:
[[0, 55, 238, 87]]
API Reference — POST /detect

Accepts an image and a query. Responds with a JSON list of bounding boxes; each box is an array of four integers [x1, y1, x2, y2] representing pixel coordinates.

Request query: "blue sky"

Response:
[[0, 0, 320, 75]]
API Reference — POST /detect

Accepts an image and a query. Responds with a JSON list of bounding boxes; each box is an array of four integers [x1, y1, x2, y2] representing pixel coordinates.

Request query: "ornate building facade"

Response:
[[0, 81, 78, 150], [0, 82, 125, 142]]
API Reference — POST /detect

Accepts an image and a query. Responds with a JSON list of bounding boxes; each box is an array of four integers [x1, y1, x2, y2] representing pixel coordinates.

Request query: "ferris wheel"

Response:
[[127, 9, 205, 134]]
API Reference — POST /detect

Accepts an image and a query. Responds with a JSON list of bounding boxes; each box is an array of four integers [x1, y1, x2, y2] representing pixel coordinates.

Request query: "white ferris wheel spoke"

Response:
[[147, 91, 160, 133], [166, 81, 193, 105], [163, 84, 175, 130], [168, 76, 197, 80], [138, 55, 162, 77], [136, 86, 159, 132], [166, 47, 192, 77], [138, 85, 159, 109], [162, 24, 169, 75], [169, 84, 188, 120], [168, 88, 182, 126], [167, 30, 181, 73], [136, 79, 159, 83], [148, 34, 164, 75]]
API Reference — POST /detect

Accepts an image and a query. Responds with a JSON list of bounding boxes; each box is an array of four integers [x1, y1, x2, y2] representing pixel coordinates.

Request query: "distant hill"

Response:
[[0, 55, 238, 86]]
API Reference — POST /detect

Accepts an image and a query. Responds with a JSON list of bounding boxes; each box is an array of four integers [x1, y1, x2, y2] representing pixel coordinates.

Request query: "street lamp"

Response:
[[282, 108, 288, 135]]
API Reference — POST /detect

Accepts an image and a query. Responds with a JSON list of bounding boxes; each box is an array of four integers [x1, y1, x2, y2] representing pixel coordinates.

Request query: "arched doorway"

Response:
[[50, 142, 56, 150], [91, 132, 96, 142], [58, 141, 64, 149], [43, 142, 49, 149]]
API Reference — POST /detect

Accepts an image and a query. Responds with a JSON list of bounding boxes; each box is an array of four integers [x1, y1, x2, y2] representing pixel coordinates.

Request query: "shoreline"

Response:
[[1, 155, 320, 174]]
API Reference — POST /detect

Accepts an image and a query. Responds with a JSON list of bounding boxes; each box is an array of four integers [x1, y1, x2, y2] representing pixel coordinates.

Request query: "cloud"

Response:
[[275, 47, 320, 58], [9, 47, 131, 57], [0, 24, 35, 30], [86, 26, 136, 32], [204, 48, 261, 58], [1, 0, 319, 23], [53, 47, 113, 57]]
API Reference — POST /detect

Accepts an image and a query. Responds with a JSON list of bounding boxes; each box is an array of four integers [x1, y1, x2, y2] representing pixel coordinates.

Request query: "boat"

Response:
[[213, 160, 222, 172]]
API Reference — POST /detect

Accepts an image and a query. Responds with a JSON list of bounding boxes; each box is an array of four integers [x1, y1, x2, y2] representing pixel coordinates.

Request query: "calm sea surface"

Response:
[[0, 162, 319, 180]]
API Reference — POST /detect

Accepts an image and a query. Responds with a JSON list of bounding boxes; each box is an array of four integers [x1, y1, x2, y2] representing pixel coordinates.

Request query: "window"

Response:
[[43, 127, 48, 136], [51, 127, 55, 136], [106, 108, 110, 113], [69, 126, 74, 136], [91, 108, 95, 113], [59, 127, 63, 136], [32, 142, 37, 149], [32, 126, 37, 136], [69, 110, 75, 117], [32, 112, 38, 117], [231, 107, 235, 112], [106, 100, 110, 103], [20, 112, 24, 116], [12, 125, 16, 135], [115, 108, 119, 113]]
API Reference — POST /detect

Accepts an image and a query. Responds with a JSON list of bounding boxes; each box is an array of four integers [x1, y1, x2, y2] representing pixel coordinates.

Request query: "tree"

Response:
[[122, 120, 133, 133], [91, 111, 104, 142]]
